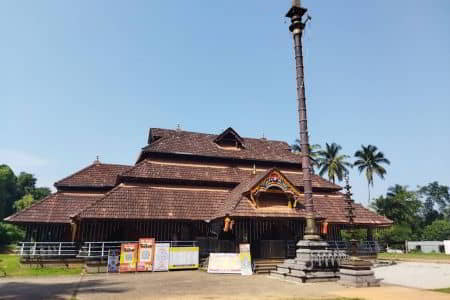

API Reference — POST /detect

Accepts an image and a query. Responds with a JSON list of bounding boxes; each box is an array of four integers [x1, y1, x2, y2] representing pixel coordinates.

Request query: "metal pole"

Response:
[[286, 1, 319, 240]]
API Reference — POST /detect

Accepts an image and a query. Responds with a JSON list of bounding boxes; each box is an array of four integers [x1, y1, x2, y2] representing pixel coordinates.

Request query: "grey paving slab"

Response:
[[374, 261, 450, 289]]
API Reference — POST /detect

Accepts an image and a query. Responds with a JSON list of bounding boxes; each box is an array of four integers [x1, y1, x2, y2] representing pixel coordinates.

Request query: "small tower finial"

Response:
[[176, 124, 181, 131], [95, 155, 100, 164]]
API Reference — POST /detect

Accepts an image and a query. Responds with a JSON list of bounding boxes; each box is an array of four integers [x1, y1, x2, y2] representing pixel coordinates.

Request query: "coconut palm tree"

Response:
[[291, 140, 321, 173], [317, 143, 352, 184], [354, 144, 390, 204]]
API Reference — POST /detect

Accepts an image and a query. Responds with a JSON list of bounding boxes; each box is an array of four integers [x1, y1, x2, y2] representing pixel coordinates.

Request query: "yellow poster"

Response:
[[119, 243, 138, 273], [169, 247, 199, 270]]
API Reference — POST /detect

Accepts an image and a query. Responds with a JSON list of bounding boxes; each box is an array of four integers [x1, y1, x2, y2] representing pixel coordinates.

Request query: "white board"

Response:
[[239, 244, 252, 276], [207, 253, 241, 274], [107, 249, 119, 273], [444, 240, 450, 255], [153, 243, 170, 272], [169, 247, 199, 269]]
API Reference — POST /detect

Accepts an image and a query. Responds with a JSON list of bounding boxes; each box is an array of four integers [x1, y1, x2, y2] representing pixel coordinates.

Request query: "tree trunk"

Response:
[[368, 181, 371, 205]]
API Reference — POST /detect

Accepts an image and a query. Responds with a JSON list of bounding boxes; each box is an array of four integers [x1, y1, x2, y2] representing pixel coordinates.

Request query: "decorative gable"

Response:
[[250, 169, 301, 196], [245, 169, 302, 208], [214, 127, 245, 149]]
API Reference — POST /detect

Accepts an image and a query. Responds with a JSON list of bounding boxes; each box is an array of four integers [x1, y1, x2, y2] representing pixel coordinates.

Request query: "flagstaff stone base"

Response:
[[338, 258, 381, 287], [270, 240, 346, 283]]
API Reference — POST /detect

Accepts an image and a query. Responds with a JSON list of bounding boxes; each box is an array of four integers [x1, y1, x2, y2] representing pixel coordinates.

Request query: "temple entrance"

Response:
[[253, 221, 297, 258], [231, 218, 304, 259]]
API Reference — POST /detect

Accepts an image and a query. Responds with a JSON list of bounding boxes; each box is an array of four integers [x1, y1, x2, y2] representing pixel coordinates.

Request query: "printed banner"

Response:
[[107, 249, 120, 273], [207, 253, 241, 274], [137, 238, 155, 272], [119, 243, 138, 273], [153, 243, 170, 272], [169, 247, 199, 270], [239, 244, 252, 276]]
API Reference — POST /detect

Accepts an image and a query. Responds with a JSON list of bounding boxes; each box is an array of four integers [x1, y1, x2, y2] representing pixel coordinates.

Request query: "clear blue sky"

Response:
[[1, 0, 449, 205]]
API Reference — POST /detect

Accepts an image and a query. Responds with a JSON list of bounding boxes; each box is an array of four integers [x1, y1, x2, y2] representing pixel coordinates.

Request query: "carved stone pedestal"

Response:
[[338, 257, 381, 287], [270, 240, 347, 283]]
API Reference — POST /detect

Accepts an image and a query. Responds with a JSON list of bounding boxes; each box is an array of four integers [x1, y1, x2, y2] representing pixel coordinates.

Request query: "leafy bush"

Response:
[[0, 222, 25, 245], [422, 219, 450, 241], [376, 224, 412, 247], [341, 229, 367, 241]]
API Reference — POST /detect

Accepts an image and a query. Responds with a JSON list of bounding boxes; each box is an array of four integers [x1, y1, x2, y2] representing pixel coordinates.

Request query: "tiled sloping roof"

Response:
[[55, 163, 132, 188], [120, 160, 242, 184], [313, 194, 393, 226], [120, 160, 341, 191], [77, 185, 228, 220], [5, 193, 103, 224], [140, 128, 300, 163]]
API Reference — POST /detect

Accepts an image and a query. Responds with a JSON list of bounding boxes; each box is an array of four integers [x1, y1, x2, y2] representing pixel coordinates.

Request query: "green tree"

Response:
[[317, 143, 352, 184], [0, 165, 17, 220], [376, 224, 412, 248], [421, 219, 450, 241], [292, 140, 321, 173], [31, 187, 51, 202], [371, 185, 422, 227], [419, 182, 450, 224], [13, 194, 35, 211], [354, 144, 390, 204], [16, 172, 37, 198]]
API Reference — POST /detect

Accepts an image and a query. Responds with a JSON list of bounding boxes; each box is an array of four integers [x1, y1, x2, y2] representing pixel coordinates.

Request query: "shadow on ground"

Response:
[[0, 276, 129, 300]]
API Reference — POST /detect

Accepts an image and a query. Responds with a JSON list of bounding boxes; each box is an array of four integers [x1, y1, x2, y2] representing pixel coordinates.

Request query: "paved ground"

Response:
[[374, 261, 450, 289], [1, 264, 450, 300], [0, 271, 345, 300]]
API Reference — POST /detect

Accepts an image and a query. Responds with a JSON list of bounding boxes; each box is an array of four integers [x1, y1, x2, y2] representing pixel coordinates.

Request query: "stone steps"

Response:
[[253, 258, 284, 274]]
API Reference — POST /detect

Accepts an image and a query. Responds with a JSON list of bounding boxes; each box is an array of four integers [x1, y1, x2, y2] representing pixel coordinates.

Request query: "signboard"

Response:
[[119, 243, 138, 273], [153, 243, 170, 272], [239, 244, 252, 276], [137, 238, 155, 272], [169, 247, 199, 270], [207, 253, 241, 274], [444, 240, 450, 255], [107, 249, 120, 273]]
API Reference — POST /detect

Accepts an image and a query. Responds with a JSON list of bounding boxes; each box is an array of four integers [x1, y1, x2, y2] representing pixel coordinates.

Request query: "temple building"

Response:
[[5, 127, 392, 258]]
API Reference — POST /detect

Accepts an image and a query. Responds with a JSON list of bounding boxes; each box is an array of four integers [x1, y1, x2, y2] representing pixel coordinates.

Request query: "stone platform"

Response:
[[270, 240, 347, 283], [338, 258, 381, 287]]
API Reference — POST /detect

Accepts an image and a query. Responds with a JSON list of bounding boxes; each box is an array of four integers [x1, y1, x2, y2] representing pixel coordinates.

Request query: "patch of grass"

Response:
[[378, 252, 450, 261], [0, 254, 82, 277], [434, 288, 450, 294]]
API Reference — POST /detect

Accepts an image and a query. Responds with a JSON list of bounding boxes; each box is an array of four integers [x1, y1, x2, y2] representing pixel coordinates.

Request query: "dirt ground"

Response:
[[1, 270, 449, 300]]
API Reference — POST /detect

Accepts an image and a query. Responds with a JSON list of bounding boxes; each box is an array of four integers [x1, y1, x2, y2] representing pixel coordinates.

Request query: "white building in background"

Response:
[[445, 240, 450, 255], [406, 241, 447, 254]]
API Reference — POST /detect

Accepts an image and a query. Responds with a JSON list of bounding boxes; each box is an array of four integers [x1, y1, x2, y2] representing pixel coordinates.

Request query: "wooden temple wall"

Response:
[[23, 223, 71, 242], [76, 220, 210, 242], [232, 218, 305, 243]]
